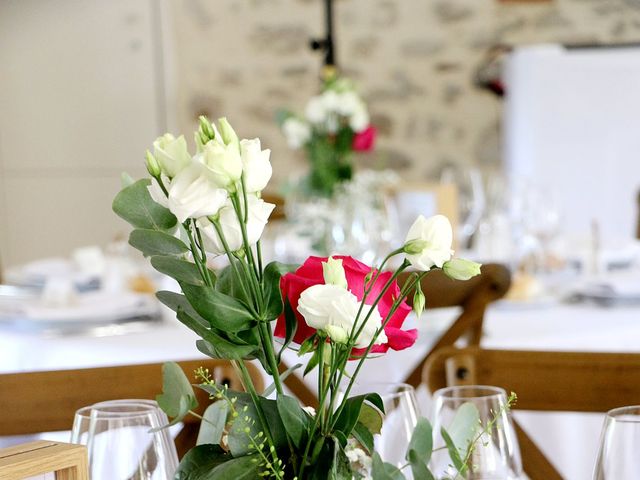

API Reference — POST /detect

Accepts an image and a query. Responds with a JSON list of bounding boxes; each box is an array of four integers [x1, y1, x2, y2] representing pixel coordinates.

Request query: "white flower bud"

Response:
[[443, 258, 482, 281], [152, 133, 191, 178], [404, 214, 454, 270], [322, 257, 348, 290]]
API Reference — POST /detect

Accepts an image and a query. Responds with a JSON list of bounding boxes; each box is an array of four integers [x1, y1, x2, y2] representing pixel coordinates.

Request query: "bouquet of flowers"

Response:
[[113, 117, 488, 480], [278, 76, 376, 197]]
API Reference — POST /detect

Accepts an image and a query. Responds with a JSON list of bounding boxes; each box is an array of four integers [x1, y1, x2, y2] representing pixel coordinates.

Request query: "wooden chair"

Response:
[[423, 346, 640, 480], [398, 263, 511, 388], [0, 359, 263, 458], [0, 440, 88, 480]]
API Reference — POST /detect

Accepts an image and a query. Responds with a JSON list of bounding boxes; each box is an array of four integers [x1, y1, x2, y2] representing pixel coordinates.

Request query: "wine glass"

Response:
[[430, 386, 522, 479], [70, 399, 179, 479], [350, 382, 420, 474], [593, 406, 640, 479]]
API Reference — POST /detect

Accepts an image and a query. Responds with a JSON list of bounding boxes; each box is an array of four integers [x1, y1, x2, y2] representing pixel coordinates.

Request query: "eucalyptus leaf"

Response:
[[406, 417, 433, 463], [156, 291, 207, 328], [371, 452, 405, 480], [447, 402, 480, 458], [155, 362, 197, 425], [113, 178, 177, 230], [129, 229, 188, 257], [151, 255, 213, 286], [227, 394, 287, 457], [441, 427, 465, 473], [181, 282, 255, 332], [407, 449, 435, 480], [276, 394, 310, 448], [196, 401, 229, 446], [215, 263, 250, 306], [195, 338, 257, 361]]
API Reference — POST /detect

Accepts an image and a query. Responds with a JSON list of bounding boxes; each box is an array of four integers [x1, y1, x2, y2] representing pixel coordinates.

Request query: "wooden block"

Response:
[[0, 441, 87, 480]]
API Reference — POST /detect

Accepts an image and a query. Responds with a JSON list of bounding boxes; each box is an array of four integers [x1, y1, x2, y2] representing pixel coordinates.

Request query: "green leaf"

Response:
[[262, 362, 302, 397], [328, 437, 352, 480], [334, 393, 385, 438], [196, 401, 228, 446], [352, 421, 374, 454], [276, 394, 310, 447], [181, 283, 255, 332], [155, 362, 197, 425], [113, 178, 177, 230], [407, 449, 435, 480], [358, 403, 384, 435], [129, 229, 188, 257], [448, 401, 481, 458], [406, 417, 434, 480], [227, 394, 287, 457], [206, 454, 260, 479], [441, 427, 465, 473], [277, 296, 298, 363], [195, 338, 257, 361], [156, 291, 207, 327], [371, 452, 405, 480], [151, 255, 213, 286], [215, 263, 250, 306], [262, 261, 296, 320], [174, 444, 230, 480], [303, 348, 320, 376]]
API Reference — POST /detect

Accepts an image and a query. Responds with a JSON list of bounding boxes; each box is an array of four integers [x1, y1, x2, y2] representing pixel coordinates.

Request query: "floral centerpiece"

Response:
[[113, 117, 489, 479], [278, 75, 376, 197]]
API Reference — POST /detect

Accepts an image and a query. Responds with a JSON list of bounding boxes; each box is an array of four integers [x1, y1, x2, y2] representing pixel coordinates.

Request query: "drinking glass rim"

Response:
[[606, 405, 640, 423], [74, 401, 162, 420], [434, 385, 507, 401]]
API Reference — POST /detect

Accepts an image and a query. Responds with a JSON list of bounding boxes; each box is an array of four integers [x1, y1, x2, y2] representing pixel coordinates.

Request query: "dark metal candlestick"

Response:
[[310, 0, 336, 70]]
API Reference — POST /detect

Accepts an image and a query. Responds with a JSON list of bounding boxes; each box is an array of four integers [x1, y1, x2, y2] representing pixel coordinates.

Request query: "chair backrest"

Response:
[[0, 440, 88, 480], [0, 359, 263, 458], [397, 264, 511, 387], [423, 347, 640, 479], [385, 182, 459, 247]]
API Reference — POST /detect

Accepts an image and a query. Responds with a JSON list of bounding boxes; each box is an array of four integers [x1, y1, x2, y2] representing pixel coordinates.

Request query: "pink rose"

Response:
[[274, 255, 416, 354], [351, 126, 376, 152]]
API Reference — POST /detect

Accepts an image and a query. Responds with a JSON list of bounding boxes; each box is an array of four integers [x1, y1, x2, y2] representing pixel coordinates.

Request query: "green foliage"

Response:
[[197, 402, 229, 446], [333, 393, 384, 438], [262, 363, 302, 397], [151, 255, 214, 286], [277, 297, 298, 363], [174, 444, 232, 479], [262, 261, 297, 320], [181, 283, 255, 333], [215, 262, 251, 307], [276, 394, 310, 448], [129, 228, 189, 257], [442, 401, 481, 473], [112, 178, 177, 230], [406, 418, 434, 480], [155, 362, 197, 427]]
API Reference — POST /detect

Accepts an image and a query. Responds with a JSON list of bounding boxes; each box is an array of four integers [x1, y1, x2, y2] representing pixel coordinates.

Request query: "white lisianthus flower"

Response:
[[153, 134, 191, 178], [349, 107, 369, 132], [404, 214, 454, 270], [443, 258, 482, 281], [321, 90, 341, 113], [336, 91, 361, 117], [305, 95, 326, 124], [297, 285, 387, 348], [282, 118, 311, 149], [240, 138, 272, 193], [201, 195, 275, 254], [322, 257, 348, 289], [200, 139, 243, 189], [147, 178, 169, 208], [166, 162, 228, 223]]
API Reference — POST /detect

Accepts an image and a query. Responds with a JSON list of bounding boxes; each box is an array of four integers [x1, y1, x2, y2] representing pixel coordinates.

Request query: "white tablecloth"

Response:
[[2, 301, 639, 479]]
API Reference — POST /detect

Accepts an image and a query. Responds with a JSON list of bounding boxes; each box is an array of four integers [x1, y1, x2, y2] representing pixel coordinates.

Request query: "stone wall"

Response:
[[170, 0, 640, 186]]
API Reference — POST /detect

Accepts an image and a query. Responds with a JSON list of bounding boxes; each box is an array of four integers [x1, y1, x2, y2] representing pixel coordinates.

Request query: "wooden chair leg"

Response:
[[514, 419, 563, 480]]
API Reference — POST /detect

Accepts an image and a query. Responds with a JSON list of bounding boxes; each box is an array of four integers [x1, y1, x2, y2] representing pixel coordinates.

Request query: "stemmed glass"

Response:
[[430, 386, 522, 480], [351, 382, 420, 475], [70, 399, 178, 479], [593, 406, 640, 479]]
